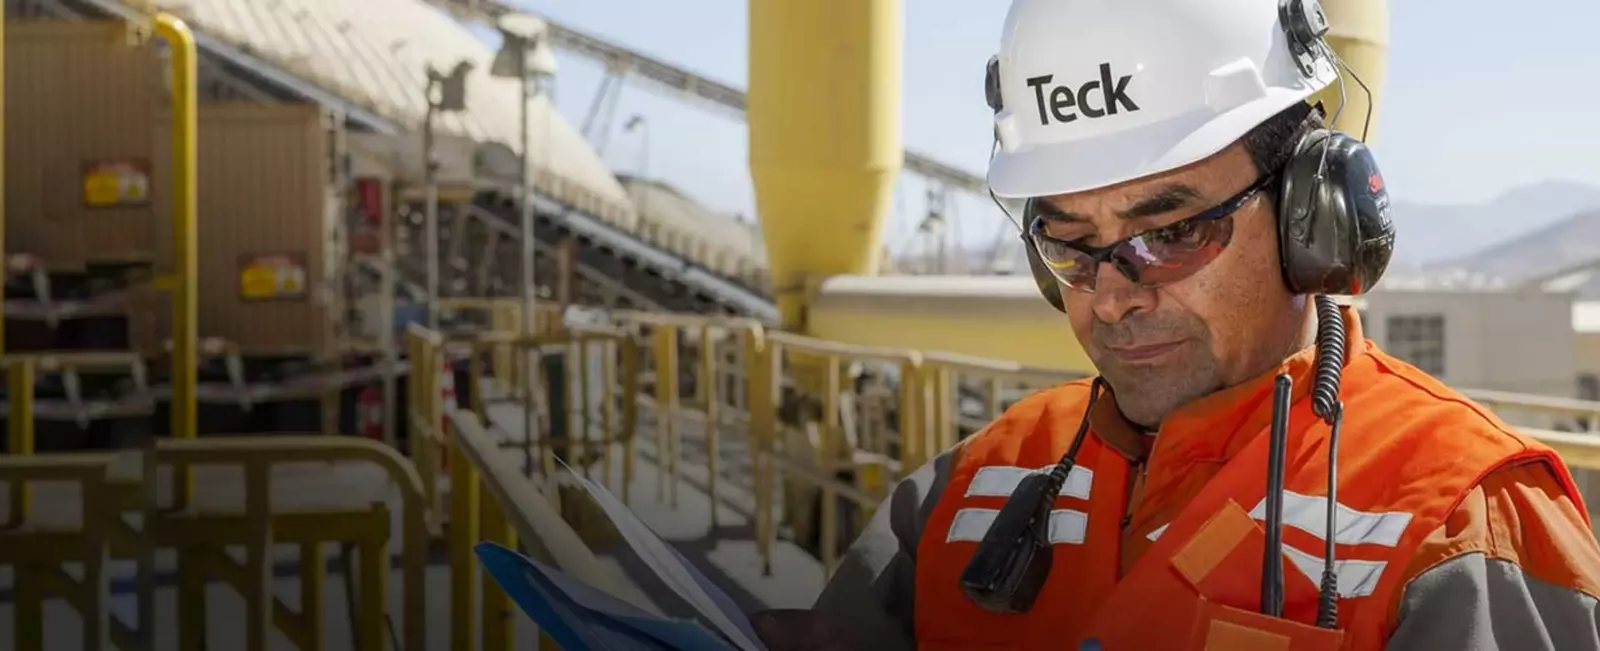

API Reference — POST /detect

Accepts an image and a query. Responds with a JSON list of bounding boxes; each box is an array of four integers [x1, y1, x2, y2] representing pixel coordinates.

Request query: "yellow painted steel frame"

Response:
[[446, 407, 659, 651], [0, 433, 428, 651], [407, 323, 642, 650], [608, 309, 1069, 575], [3, 351, 158, 527], [152, 437, 429, 651], [0, 453, 121, 651]]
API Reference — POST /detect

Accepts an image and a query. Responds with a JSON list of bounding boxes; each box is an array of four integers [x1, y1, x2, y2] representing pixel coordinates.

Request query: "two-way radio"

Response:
[[959, 377, 1108, 613]]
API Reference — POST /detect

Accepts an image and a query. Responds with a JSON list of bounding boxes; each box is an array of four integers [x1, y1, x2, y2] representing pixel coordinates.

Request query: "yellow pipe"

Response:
[[748, 0, 903, 330], [152, 14, 199, 506], [1312, 0, 1389, 142]]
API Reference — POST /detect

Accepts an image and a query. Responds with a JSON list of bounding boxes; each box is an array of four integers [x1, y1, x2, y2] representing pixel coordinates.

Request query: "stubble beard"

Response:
[[1089, 313, 1223, 430], [1095, 348, 1224, 430]]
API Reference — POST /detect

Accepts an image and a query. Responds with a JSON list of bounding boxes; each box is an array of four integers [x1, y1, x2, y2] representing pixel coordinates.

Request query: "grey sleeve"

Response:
[[1386, 552, 1600, 650], [809, 450, 955, 651]]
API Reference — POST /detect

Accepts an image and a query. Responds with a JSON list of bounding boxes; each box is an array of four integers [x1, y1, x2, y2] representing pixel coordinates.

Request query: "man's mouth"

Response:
[[1105, 340, 1185, 363]]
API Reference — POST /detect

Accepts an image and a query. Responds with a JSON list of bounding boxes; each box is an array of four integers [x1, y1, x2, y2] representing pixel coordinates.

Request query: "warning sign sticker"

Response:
[[238, 253, 308, 301]]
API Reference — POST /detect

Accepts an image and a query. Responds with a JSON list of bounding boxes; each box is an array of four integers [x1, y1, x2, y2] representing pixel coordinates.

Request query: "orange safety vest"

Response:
[[913, 346, 1580, 651]]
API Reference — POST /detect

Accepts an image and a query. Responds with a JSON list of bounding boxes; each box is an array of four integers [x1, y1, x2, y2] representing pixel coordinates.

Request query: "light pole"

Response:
[[492, 13, 558, 475], [423, 60, 472, 329]]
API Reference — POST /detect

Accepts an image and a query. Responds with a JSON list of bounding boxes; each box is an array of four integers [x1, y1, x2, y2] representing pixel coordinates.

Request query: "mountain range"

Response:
[[898, 180, 1600, 298], [1392, 180, 1600, 269]]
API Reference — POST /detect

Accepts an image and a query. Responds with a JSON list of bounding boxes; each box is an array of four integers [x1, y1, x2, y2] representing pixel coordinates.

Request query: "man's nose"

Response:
[[1089, 261, 1157, 324]]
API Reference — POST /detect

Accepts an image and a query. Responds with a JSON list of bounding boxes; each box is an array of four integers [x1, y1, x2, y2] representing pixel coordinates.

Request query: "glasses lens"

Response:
[[1030, 235, 1100, 290], [1029, 208, 1236, 292], [1112, 214, 1234, 286]]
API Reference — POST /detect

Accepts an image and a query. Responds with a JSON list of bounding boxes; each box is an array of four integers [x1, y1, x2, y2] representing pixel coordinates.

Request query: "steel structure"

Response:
[[425, 0, 987, 196]]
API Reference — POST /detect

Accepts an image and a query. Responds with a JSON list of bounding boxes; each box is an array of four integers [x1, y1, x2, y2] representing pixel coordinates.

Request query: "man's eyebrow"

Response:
[[1032, 200, 1086, 223], [1034, 183, 1205, 224], [1115, 184, 1204, 220]]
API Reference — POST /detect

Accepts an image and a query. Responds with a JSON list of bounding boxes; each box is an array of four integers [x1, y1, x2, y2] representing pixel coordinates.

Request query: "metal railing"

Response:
[[4, 297, 1596, 650], [430, 305, 1600, 583], [2, 353, 429, 651]]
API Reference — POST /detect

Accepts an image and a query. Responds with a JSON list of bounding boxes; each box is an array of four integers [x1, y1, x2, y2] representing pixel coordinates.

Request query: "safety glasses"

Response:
[[1027, 172, 1277, 293]]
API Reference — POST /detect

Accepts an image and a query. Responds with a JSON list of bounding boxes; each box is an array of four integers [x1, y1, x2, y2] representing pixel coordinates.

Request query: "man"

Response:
[[753, 0, 1600, 649]]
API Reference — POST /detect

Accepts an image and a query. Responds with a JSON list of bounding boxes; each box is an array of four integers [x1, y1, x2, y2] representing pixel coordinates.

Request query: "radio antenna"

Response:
[[1261, 373, 1293, 617]]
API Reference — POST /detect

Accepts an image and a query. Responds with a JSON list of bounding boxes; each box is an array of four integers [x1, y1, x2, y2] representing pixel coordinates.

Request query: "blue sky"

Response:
[[505, 0, 1600, 252]]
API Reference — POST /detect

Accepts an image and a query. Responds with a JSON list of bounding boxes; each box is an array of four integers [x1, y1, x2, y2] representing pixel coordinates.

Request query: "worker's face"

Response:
[[1030, 142, 1306, 429]]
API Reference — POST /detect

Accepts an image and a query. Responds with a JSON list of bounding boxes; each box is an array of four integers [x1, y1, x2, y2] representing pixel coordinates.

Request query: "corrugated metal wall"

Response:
[[5, 21, 161, 268], [134, 104, 331, 353]]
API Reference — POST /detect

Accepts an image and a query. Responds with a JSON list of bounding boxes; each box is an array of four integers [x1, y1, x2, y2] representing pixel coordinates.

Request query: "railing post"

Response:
[[621, 333, 640, 505], [653, 325, 679, 504], [820, 355, 841, 575], [898, 355, 924, 471], [602, 336, 617, 490], [7, 357, 35, 527], [703, 326, 720, 528], [480, 485, 518, 651], [450, 432, 481, 651], [744, 328, 777, 576]]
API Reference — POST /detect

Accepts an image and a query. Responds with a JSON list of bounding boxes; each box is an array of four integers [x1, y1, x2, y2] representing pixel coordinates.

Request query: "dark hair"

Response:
[[1241, 101, 1325, 200]]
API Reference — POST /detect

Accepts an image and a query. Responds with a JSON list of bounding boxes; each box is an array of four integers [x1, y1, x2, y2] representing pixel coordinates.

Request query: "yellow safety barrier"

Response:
[[3, 352, 151, 527], [151, 436, 429, 651], [0, 452, 123, 651], [0, 434, 428, 651], [602, 310, 1081, 575], [444, 407, 661, 651], [397, 310, 1600, 648], [404, 318, 647, 650]]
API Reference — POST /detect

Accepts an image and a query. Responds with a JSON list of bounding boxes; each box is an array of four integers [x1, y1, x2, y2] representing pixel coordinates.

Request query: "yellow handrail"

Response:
[[146, 11, 200, 510]]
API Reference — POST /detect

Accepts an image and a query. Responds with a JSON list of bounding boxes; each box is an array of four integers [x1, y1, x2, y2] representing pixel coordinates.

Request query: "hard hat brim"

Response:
[[986, 86, 1320, 200]]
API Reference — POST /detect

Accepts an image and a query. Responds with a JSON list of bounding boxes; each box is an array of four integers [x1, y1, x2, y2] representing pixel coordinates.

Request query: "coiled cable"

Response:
[[1311, 294, 1346, 629], [1311, 294, 1345, 423]]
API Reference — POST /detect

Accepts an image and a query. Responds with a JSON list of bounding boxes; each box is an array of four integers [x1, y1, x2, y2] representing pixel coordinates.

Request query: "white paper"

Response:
[[558, 457, 770, 651]]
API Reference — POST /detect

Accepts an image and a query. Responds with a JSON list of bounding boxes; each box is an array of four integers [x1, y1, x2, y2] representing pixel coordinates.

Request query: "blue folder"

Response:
[[475, 541, 741, 651]]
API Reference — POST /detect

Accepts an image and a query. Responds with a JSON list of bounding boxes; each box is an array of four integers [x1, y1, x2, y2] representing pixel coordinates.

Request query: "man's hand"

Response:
[[747, 608, 850, 651]]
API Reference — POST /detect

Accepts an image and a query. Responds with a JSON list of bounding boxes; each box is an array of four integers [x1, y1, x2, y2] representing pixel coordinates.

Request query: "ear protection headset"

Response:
[[986, 0, 1396, 314]]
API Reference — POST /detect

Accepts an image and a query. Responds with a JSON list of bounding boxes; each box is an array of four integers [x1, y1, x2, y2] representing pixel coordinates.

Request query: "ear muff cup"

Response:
[[1276, 129, 1395, 296]]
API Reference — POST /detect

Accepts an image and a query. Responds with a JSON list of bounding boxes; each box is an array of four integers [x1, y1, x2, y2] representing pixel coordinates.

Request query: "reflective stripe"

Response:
[[1282, 544, 1387, 598], [1145, 523, 1384, 597], [965, 465, 1093, 501], [1146, 523, 1168, 541], [946, 507, 1089, 545], [1248, 490, 1414, 547]]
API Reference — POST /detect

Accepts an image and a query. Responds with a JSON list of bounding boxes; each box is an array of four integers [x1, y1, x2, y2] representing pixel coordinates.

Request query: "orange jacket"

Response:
[[909, 315, 1591, 650]]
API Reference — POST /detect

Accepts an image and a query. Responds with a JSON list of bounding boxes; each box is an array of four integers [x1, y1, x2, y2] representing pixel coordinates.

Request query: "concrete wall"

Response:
[[1361, 289, 1578, 400]]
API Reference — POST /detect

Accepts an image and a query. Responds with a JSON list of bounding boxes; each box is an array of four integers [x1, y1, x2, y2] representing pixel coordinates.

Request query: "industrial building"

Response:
[[1, 0, 1597, 649], [1358, 275, 1580, 399]]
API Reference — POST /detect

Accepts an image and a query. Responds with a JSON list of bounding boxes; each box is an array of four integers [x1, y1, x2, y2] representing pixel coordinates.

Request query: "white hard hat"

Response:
[[986, 0, 1340, 199]]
